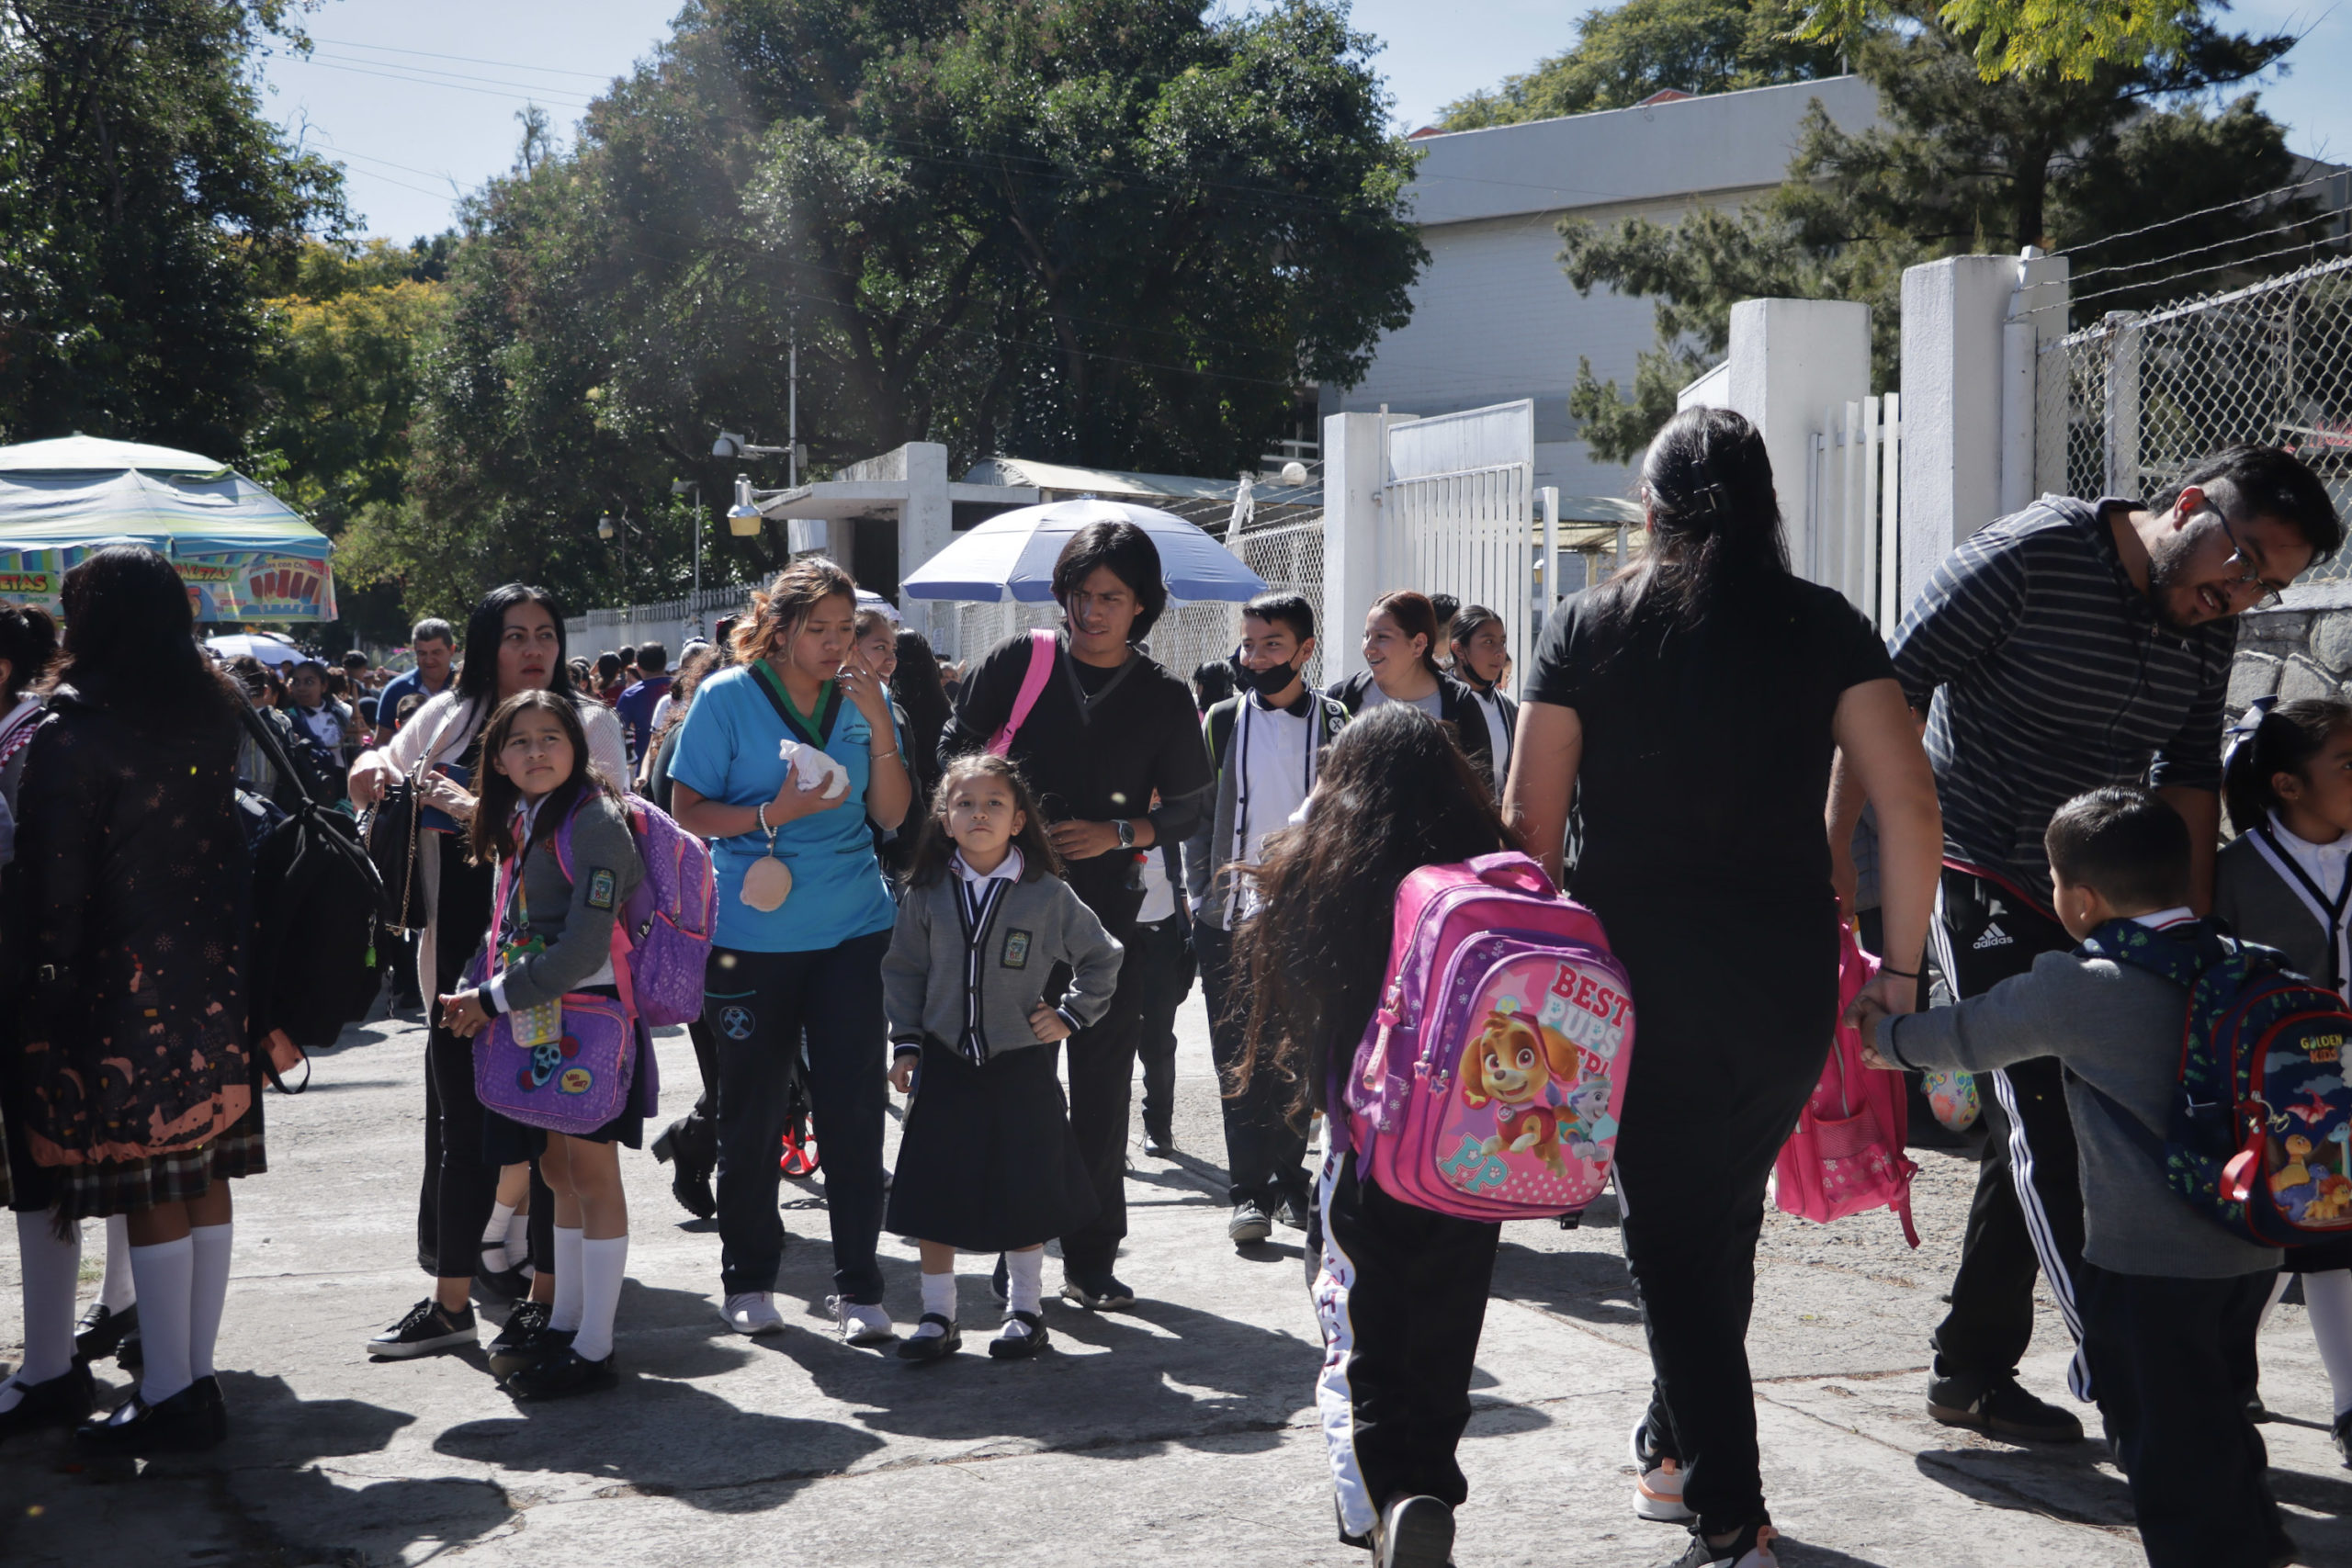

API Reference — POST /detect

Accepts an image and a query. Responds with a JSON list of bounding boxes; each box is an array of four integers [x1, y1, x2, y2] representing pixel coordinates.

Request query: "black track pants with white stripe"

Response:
[[1314, 1147, 1500, 1544], [1928, 868, 2092, 1394]]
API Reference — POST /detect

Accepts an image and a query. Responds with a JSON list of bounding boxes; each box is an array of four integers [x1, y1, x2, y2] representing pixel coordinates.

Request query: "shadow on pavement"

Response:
[[1769, 1536, 1897, 1567], [1911, 1444, 2137, 1528], [1487, 1240, 1644, 1328]]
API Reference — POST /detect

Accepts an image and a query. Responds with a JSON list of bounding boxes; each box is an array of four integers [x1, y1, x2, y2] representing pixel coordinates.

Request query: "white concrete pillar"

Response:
[[898, 442, 953, 647], [1321, 411, 1389, 683], [1719, 298, 1871, 583]]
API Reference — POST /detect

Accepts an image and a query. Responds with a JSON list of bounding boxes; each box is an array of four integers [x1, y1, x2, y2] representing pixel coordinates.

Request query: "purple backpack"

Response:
[[553, 793, 717, 1027]]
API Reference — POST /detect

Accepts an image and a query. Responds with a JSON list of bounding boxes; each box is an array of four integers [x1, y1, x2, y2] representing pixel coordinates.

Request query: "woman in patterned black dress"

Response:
[[3, 547, 257, 1454]]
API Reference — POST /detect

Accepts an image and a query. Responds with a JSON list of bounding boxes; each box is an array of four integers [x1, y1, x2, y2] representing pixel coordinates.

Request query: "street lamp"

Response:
[[727, 474, 763, 537]]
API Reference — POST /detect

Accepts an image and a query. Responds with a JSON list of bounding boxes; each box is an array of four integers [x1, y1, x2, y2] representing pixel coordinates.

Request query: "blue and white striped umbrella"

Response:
[[899, 498, 1266, 604]]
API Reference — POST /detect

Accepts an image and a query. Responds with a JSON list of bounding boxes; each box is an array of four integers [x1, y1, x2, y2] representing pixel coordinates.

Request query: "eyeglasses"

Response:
[[2214, 510, 2290, 609]]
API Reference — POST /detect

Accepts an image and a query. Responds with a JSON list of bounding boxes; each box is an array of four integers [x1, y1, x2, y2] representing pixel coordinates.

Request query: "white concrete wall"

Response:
[[1721, 299, 1871, 581]]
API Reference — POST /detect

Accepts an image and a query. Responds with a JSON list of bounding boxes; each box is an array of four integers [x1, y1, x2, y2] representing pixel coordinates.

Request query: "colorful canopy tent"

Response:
[[0, 434, 337, 621]]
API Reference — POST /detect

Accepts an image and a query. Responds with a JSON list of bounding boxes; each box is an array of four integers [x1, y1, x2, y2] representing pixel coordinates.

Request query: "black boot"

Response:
[[651, 1116, 718, 1220]]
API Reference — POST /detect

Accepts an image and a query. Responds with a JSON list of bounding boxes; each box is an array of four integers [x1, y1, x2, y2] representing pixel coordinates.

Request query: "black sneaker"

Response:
[[1272, 1195, 1311, 1232], [504, 1346, 616, 1400], [1374, 1495, 1455, 1568], [74, 1302, 137, 1362], [1228, 1201, 1272, 1245], [0, 1361, 96, 1443], [1655, 1519, 1780, 1567], [1142, 1124, 1174, 1158], [487, 1302, 560, 1381], [368, 1299, 477, 1359], [1927, 1372, 2083, 1442], [1060, 1272, 1136, 1311]]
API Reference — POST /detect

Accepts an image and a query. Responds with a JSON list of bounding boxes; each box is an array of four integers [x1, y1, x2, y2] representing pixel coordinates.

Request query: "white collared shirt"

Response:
[[953, 845, 1024, 885], [2131, 907, 2197, 931], [2267, 811, 2352, 903]]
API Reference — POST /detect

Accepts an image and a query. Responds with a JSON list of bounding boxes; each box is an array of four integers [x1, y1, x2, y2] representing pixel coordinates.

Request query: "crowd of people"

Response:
[[0, 406, 2344, 1568]]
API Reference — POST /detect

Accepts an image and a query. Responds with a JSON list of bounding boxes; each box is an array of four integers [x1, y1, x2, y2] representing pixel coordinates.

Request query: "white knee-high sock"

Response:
[[2260, 1269, 2293, 1328], [1004, 1247, 1045, 1316], [187, 1224, 232, 1380], [2301, 1269, 2352, 1418], [10, 1212, 81, 1390], [503, 1206, 530, 1270], [101, 1214, 135, 1313], [549, 1225, 585, 1334], [569, 1235, 628, 1361], [130, 1236, 195, 1404]]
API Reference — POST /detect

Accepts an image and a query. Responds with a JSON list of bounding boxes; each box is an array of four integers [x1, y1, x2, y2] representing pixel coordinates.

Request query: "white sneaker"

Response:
[[721, 1292, 785, 1335], [1632, 1412, 1694, 1523], [829, 1295, 894, 1346]]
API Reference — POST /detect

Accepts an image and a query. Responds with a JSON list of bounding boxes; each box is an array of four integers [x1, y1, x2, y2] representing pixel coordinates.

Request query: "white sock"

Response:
[[187, 1224, 232, 1381], [549, 1225, 585, 1334], [101, 1214, 136, 1313], [504, 1206, 531, 1269], [570, 1235, 628, 1361], [912, 1270, 956, 1337], [2302, 1269, 2352, 1418], [2261, 1269, 2294, 1329], [1005, 1247, 1045, 1318], [8, 1211, 81, 1396], [130, 1236, 195, 1404], [481, 1201, 518, 1270]]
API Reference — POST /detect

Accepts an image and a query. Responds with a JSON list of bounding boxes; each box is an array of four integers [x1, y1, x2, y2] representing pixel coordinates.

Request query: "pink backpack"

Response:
[[552, 793, 718, 1028], [1772, 926, 1919, 1245], [1343, 852, 1634, 1222]]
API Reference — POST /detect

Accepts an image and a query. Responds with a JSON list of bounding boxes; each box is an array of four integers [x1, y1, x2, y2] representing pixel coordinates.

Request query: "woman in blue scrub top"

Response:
[[667, 559, 911, 1344]]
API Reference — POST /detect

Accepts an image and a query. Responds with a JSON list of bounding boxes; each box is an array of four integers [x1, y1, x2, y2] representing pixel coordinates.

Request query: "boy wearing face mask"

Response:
[[1185, 592, 1349, 1245]]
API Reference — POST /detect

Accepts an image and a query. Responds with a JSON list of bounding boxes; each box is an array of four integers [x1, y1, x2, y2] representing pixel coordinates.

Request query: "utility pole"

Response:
[[788, 329, 799, 490]]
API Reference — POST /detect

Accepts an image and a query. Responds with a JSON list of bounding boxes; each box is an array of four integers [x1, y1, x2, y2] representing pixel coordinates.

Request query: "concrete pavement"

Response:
[[4, 991, 2348, 1567]]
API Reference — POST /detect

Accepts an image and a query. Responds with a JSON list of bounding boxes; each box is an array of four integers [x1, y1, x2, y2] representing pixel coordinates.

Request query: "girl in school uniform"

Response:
[[882, 752, 1123, 1360], [436, 690, 648, 1400], [2216, 695, 2352, 1462], [1231, 703, 1521, 1567]]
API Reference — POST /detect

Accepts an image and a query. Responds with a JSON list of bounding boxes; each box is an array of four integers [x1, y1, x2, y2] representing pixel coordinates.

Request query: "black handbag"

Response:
[[359, 774, 424, 931]]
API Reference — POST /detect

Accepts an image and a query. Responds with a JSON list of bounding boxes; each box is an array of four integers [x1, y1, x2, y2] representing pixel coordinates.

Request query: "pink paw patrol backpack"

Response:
[[1342, 852, 1634, 1222]]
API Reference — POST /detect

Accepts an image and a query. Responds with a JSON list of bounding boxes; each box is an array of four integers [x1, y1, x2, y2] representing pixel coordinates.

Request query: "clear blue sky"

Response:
[[261, 0, 2352, 243]]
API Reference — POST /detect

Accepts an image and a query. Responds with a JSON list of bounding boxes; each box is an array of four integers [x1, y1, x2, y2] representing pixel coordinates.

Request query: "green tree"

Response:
[[1438, 0, 1841, 130], [0, 0, 346, 456], [1556, 3, 2316, 460], [1799, 0, 2201, 84]]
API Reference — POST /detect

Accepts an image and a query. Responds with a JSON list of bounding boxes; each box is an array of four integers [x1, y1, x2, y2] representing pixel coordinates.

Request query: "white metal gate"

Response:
[[1804, 393, 1904, 631], [1382, 401, 1538, 682]]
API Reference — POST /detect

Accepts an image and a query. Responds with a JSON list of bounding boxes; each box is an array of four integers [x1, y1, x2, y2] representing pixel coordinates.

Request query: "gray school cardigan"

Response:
[[1877, 940, 2280, 1280], [883, 869, 1124, 1060], [482, 793, 647, 1014]]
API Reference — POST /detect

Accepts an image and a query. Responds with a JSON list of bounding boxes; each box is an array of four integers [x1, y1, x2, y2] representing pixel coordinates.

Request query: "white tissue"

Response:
[[778, 739, 851, 799]]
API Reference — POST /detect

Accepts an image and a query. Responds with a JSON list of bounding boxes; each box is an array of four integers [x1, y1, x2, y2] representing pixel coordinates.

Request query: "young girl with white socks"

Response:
[[882, 753, 1122, 1360], [2216, 696, 2352, 1461], [437, 689, 648, 1400]]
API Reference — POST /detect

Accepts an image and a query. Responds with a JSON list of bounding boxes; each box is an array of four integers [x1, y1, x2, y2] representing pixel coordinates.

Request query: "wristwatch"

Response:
[[1114, 818, 1136, 849]]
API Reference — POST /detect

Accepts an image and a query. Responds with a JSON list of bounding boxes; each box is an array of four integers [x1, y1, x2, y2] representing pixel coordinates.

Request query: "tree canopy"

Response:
[[0, 0, 346, 456], [1553, 0, 2319, 461]]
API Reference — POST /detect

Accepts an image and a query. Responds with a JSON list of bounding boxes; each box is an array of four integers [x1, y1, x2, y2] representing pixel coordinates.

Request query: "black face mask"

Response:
[[1228, 646, 1301, 699]]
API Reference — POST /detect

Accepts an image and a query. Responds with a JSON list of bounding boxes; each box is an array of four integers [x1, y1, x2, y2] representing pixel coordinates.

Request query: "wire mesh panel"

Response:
[[1234, 517, 1328, 689], [2042, 254, 2352, 579]]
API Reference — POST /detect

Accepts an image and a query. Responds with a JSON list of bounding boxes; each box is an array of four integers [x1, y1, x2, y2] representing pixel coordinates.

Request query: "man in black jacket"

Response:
[[940, 522, 1214, 1308]]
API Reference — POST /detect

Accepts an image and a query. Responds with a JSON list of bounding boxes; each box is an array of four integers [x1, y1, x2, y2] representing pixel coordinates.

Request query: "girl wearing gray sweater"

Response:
[[882, 753, 1123, 1361]]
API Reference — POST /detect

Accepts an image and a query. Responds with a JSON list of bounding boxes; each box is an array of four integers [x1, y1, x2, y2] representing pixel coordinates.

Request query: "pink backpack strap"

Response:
[[985, 629, 1058, 756]]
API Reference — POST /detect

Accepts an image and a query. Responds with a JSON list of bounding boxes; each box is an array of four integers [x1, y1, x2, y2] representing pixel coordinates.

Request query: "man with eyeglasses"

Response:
[[1829, 445, 2340, 1446]]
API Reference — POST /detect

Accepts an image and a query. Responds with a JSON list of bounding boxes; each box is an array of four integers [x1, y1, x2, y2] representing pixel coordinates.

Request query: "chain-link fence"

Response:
[[2041, 253, 2352, 579]]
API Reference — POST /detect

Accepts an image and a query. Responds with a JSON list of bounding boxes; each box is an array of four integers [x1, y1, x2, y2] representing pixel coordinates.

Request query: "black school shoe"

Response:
[[486, 1302, 560, 1381], [74, 1302, 137, 1362], [2333, 1410, 2352, 1468], [989, 1311, 1050, 1359], [116, 1321, 143, 1372], [368, 1299, 478, 1359], [651, 1120, 718, 1221], [77, 1376, 227, 1455], [474, 1248, 533, 1304], [1374, 1495, 1456, 1568], [1926, 1371, 2083, 1442], [0, 1361, 96, 1443], [897, 1314, 961, 1362], [504, 1346, 616, 1400], [1060, 1272, 1136, 1311]]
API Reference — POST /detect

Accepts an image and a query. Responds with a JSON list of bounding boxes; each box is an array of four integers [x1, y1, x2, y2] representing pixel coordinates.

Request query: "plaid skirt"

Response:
[[12, 1096, 266, 1223]]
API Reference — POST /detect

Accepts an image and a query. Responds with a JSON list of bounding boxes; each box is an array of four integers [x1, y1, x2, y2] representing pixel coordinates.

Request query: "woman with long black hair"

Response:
[[4, 547, 255, 1451], [347, 584, 626, 1365], [1503, 408, 1941, 1568]]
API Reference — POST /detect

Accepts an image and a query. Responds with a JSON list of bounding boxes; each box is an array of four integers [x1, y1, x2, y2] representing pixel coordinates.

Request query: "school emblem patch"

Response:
[[1001, 929, 1033, 969], [586, 868, 617, 910], [719, 1005, 756, 1041]]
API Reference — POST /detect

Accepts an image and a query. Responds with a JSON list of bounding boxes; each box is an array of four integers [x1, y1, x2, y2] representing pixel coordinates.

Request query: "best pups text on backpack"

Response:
[[2077, 918, 2352, 1246], [1344, 852, 1634, 1222]]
